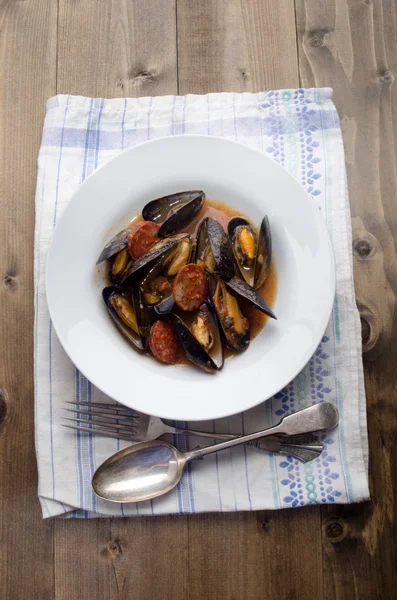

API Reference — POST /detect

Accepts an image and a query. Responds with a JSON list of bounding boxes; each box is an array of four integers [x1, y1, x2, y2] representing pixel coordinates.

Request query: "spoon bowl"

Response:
[[93, 440, 186, 503]]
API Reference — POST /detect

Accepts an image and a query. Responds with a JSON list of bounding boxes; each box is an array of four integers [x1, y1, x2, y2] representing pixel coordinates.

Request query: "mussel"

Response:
[[109, 247, 133, 285], [142, 191, 205, 238], [210, 278, 250, 351], [103, 286, 146, 351], [121, 233, 189, 283], [162, 236, 193, 276], [255, 216, 272, 288], [228, 215, 272, 288], [139, 256, 175, 316], [134, 285, 152, 348], [225, 277, 276, 320], [96, 227, 131, 265], [171, 303, 224, 372], [195, 217, 235, 281]]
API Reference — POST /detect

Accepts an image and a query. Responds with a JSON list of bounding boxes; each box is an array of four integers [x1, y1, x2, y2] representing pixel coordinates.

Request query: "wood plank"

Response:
[[0, 1, 57, 598], [295, 0, 397, 598], [54, 520, 116, 600], [177, 0, 300, 94], [54, 2, 185, 599], [187, 509, 323, 600], [54, 515, 190, 600], [57, 0, 178, 97], [109, 516, 189, 600]]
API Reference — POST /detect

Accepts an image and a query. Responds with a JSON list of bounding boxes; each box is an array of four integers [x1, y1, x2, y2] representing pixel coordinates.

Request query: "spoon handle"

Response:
[[184, 403, 338, 462]]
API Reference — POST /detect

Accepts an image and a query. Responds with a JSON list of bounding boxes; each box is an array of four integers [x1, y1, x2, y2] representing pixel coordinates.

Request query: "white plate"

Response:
[[46, 135, 335, 421]]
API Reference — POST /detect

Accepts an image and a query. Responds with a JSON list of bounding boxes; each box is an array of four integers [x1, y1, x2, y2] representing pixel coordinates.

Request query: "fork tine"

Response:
[[64, 407, 140, 424], [62, 423, 135, 442], [63, 410, 139, 428], [66, 401, 140, 415], [63, 416, 138, 435]]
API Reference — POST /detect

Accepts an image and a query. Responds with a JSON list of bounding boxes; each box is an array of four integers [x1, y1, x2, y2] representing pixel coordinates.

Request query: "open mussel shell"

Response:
[[133, 285, 151, 348], [121, 233, 188, 283], [162, 236, 193, 277], [108, 248, 133, 285], [195, 217, 235, 281], [228, 215, 272, 288], [170, 303, 223, 373], [96, 227, 131, 265], [139, 256, 175, 317], [227, 217, 257, 286], [209, 277, 250, 351], [255, 216, 272, 289], [225, 277, 276, 319], [142, 191, 205, 238], [103, 286, 145, 351]]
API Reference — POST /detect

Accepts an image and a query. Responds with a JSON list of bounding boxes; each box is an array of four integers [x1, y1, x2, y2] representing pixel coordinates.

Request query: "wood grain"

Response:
[[54, 520, 115, 600], [177, 0, 300, 94], [0, 1, 57, 599], [295, 0, 397, 598], [187, 509, 323, 600], [57, 0, 178, 97], [108, 516, 189, 600]]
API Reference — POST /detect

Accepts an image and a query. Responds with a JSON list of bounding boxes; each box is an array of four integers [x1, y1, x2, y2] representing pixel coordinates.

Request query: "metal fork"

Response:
[[63, 401, 323, 463]]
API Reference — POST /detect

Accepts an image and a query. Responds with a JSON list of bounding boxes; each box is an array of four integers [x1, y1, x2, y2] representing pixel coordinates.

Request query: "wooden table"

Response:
[[1, 1, 396, 598]]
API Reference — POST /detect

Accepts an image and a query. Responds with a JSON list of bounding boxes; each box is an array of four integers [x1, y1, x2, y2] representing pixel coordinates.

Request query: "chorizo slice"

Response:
[[173, 264, 209, 312], [127, 221, 161, 260], [149, 320, 179, 364]]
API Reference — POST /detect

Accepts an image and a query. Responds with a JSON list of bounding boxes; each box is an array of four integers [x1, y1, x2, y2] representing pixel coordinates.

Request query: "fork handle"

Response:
[[170, 425, 284, 443], [166, 426, 323, 462], [169, 425, 241, 439]]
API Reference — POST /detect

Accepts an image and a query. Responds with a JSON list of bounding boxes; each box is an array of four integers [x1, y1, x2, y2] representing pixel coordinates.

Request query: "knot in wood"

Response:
[[307, 31, 325, 47], [353, 239, 372, 258], [131, 70, 154, 83], [364, 0, 373, 4], [324, 517, 348, 543], [261, 518, 271, 532], [3, 274, 17, 289], [107, 539, 122, 557], [240, 68, 248, 79], [360, 317, 371, 346], [378, 69, 395, 84], [0, 389, 8, 429]]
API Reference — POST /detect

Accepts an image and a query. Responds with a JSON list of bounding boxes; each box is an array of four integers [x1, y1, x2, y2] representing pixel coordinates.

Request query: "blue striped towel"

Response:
[[34, 89, 369, 518]]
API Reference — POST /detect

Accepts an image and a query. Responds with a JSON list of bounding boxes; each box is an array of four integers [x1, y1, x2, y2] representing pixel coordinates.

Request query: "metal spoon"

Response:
[[92, 402, 338, 503]]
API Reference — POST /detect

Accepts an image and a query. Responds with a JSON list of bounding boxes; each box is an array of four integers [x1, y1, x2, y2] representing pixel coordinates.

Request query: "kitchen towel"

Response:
[[34, 89, 369, 517]]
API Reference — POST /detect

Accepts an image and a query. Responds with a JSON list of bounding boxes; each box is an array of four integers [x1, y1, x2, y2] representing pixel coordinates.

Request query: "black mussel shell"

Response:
[[195, 217, 235, 281], [103, 286, 145, 351], [192, 218, 206, 264], [227, 217, 257, 287], [225, 277, 276, 319], [209, 277, 250, 351], [139, 256, 175, 317], [170, 304, 223, 373], [255, 216, 272, 289], [142, 191, 205, 238], [133, 285, 151, 349], [121, 233, 188, 283], [207, 218, 235, 280], [96, 227, 131, 265], [152, 295, 175, 316]]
